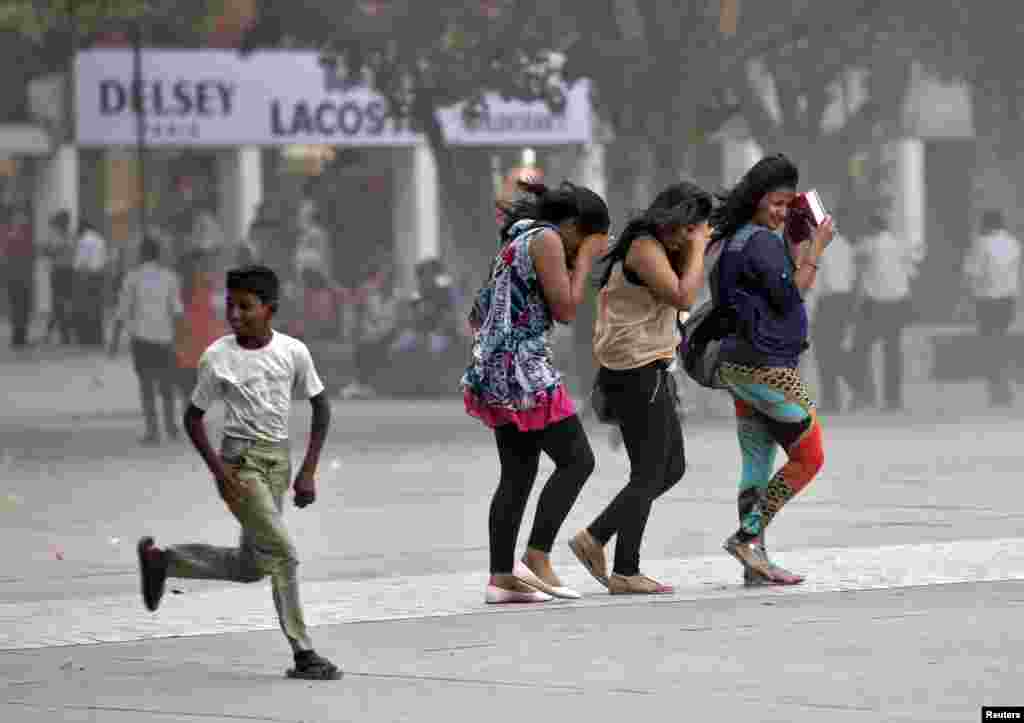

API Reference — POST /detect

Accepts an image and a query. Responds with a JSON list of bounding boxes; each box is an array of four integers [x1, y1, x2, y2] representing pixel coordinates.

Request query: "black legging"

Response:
[[490, 414, 595, 574], [588, 362, 686, 576]]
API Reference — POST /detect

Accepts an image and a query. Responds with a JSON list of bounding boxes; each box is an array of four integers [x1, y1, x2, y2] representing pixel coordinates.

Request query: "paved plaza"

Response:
[[0, 350, 1022, 721]]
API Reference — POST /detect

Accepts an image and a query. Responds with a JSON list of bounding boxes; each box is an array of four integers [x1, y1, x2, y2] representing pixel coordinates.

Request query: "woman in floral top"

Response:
[[463, 180, 610, 604]]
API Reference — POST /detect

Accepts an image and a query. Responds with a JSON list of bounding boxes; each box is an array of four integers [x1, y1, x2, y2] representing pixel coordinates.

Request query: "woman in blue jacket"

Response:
[[712, 154, 834, 585]]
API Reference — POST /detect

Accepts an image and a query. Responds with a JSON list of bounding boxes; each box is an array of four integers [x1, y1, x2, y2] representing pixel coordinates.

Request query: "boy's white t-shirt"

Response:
[[191, 331, 325, 443]]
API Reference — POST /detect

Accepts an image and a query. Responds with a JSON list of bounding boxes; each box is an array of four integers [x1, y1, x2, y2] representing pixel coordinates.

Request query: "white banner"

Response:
[[437, 83, 592, 147], [75, 49, 591, 148]]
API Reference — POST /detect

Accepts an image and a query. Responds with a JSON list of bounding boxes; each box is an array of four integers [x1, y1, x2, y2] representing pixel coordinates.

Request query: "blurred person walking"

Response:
[[849, 212, 924, 412], [72, 220, 109, 347], [571, 182, 712, 596], [340, 261, 398, 400], [110, 236, 185, 445], [712, 154, 834, 586], [43, 210, 75, 345], [462, 180, 609, 604], [809, 219, 857, 413], [175, 249, 229, 401], [3, 206, 35, 349], [295, 200, 331, 280], [963, 209, 1021, 407]]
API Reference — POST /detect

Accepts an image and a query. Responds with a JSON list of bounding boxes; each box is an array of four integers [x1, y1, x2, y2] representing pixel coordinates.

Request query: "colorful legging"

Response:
[[718, 362, 825, 541]]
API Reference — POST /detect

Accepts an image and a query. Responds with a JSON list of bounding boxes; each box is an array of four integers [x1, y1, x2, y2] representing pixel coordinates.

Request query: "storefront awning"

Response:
[[0, 124, 52, 155]]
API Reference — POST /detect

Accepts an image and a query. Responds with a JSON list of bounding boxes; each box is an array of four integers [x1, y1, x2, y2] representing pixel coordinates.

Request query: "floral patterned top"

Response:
[[461, 220, 575, 431]]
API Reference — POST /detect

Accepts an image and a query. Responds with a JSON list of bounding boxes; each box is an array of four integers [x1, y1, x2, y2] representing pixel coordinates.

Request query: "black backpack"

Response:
[[677, 248, 732, 389]]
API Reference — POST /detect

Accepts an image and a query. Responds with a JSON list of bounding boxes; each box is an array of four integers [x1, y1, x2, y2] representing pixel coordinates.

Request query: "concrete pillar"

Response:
[[217, 145, 263, 248], [393, 143, 440, 296], [34, 144, 78, 234], [721, 137, 763, 187], [888, 138, 925, 250], [574, 141, 607, 201]]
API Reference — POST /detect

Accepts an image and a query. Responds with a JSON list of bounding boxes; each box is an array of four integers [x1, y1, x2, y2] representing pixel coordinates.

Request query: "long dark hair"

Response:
[[597, 181, 713, 289], [710, 153, 799, 249], [496, 180, 610, 243]]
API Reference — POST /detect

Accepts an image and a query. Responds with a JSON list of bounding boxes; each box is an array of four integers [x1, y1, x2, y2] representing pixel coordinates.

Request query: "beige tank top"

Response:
[[593, 259, 681, 370]]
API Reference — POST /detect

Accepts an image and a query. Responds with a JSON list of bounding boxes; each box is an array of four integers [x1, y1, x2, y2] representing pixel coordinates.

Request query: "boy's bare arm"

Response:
[[294, 392, 331, 508], [183, 403, 251, 514], [184, 404, 227, 478]]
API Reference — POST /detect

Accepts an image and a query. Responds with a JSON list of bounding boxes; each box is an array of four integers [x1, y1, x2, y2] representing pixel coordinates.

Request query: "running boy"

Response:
[[137, 265, 341, 681]]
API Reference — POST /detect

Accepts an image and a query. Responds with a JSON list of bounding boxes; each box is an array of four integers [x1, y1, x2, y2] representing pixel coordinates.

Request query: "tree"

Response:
[[0, 0, 221, 127], [717, 1, 924, 234], [559, 1, 741, 216], [245, 0, 573, 279], [910, 1, 1024, 229]]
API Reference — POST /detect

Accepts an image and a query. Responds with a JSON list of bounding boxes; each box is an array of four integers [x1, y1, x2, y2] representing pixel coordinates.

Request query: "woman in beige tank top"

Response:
[[568, 182, 714, 595]]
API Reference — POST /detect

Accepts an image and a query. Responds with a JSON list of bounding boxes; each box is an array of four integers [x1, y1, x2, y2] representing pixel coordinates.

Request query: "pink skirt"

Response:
[[464, 384, 577, 432]]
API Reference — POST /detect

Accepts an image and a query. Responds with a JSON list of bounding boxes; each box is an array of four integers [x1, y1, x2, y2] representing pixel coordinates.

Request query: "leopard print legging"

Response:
[[717, 362, 825, 541]]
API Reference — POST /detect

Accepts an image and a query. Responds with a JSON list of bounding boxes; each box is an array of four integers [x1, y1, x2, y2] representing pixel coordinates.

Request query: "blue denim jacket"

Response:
[[716, 224, 808, 368]]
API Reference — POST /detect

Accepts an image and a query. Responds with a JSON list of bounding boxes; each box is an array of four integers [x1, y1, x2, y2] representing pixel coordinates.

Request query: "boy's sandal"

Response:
[[287, 652, 343, 681]]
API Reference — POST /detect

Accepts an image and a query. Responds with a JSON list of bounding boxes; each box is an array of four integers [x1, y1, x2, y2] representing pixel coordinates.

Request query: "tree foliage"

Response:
[[245, 0, 573, 273]]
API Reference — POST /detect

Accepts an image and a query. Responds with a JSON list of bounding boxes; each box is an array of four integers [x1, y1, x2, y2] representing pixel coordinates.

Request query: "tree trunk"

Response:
[[415, 101, 499, 293], [606, 134, 655, 224]]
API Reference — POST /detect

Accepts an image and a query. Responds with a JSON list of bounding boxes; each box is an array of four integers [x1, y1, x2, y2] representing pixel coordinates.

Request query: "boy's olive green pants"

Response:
[[166, 436, 312, 652]]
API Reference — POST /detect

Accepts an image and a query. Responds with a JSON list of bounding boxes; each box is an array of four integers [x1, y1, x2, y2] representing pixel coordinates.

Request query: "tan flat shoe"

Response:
[[568, 530, 609, 588], [607, 573, 674, 595], [514, 560, 581, 599]]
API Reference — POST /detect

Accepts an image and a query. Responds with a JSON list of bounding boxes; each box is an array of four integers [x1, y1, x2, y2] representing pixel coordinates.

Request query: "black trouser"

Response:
[[490, 414, 595, 574], [976, 297, 1017, 405], [131, 338, 178, 438], [73, 270, 106, 347], [588, 362, 686, 577], [177, 366, 198, 405], [851, 298, 910, 409], [812, 292, 855, 410], [7, 276, 32, 348], [354, 333, 395, 384], [49, 266, 74, 344]]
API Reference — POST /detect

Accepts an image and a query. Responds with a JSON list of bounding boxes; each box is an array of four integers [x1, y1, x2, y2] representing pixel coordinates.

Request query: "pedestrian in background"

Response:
[[44, 210, 75, 345], [849, 212, 924, 413], [963, 209, 1021, 407], [341, 261, 398, 400], [3, 205, 35, 349], [175, 249, 229, 402], [809, 214, 857, 414], [72, 220, 109, 347], [110, 236, 184, 446]]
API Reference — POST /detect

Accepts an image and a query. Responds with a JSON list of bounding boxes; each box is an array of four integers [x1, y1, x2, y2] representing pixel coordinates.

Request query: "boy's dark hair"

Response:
[[227, 265, 280, 311]]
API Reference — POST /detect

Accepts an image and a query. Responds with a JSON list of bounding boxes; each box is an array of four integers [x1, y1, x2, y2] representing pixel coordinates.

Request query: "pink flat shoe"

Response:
[[485, 584, 553, 604]]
